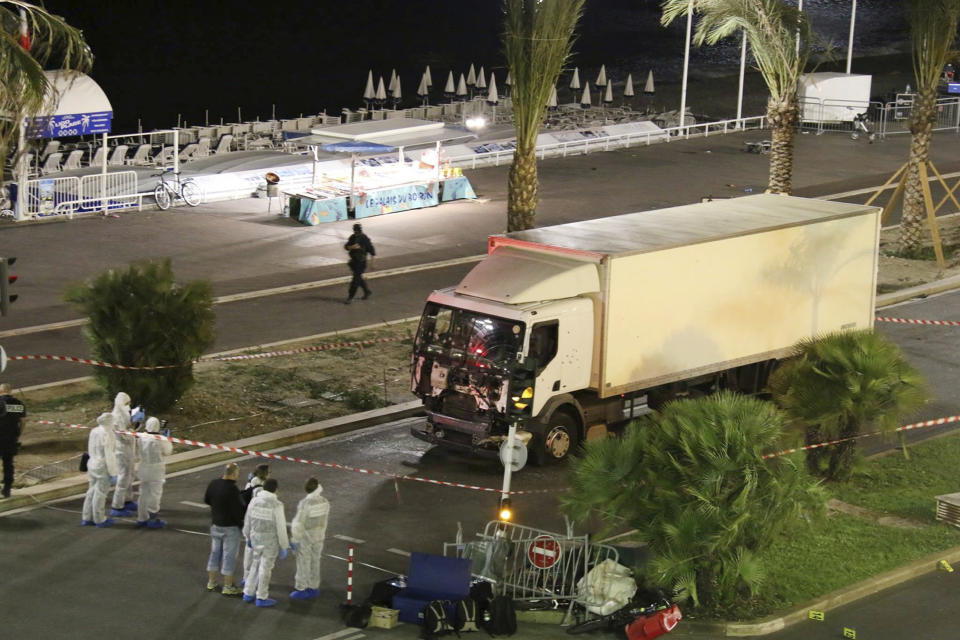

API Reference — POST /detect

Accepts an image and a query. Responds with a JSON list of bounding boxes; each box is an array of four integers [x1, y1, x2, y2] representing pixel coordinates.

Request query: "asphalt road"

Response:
[[3, 291, 960, 639], [3, 129, 960, 388]]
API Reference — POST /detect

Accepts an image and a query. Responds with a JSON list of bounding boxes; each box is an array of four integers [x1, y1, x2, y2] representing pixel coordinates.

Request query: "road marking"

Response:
[[386, 548, 411, 557], [326, 554, 396, 575], [0, 256, 482, 340], [334, 534, 366, 544], [311, 628, 365, 640], [180, 500, 209, 509]]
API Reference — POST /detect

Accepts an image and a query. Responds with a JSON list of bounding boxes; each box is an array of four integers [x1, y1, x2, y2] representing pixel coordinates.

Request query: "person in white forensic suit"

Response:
[[136, 417, 172, 529], [241, 463, 270, 580], [289, 477, 330, 600], [81, 413, 118, 527], [109, 392, 138, 515], [242, 478, 290, 607]]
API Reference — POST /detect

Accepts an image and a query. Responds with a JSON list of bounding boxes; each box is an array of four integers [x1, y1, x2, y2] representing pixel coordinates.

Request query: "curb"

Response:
[[0, 399, 425, 514], [876, 273, 960, 308], [676, 545, 960, 637]]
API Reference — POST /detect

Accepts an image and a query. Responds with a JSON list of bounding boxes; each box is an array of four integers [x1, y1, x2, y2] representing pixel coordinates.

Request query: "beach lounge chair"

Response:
[[88, 146, 106, 167], [40, 152, 63, 175], [40, 140, 60, 162], [178, 142, 199, 162], [196, 138, 211, 157], [108, 144, 128, 165], [152, 146, 175, 166], [126, 144, 152, 166], [62, 149, 84, 171], [214, 134, 233, 155]]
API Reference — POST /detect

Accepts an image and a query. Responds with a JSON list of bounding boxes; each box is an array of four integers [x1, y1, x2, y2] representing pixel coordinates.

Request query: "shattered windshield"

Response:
[[415, 302, 525, 368]]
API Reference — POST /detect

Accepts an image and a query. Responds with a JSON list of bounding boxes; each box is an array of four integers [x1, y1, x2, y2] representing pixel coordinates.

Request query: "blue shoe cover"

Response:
[[255, 598, 277, 608], [95, 518, 115, 528], [242, 594, 255, 603], [109, 508, 133, 517], [146, 519, 166, 529], [80, 519, 95, 526], [135, 520, 149, 528], [289, 589, 313, 600], [308, 589, 321, 598], [123, 501, 138, 511]]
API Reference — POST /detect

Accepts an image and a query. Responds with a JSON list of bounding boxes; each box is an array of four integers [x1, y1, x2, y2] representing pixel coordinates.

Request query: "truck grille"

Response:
[[441, 391, 486, 422]]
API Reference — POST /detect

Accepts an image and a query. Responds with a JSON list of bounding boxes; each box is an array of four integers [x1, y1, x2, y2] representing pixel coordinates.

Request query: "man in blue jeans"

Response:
[[204, 462, 245, 596]]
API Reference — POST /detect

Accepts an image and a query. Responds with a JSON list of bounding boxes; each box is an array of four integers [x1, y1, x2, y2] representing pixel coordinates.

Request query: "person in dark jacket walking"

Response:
[[204, 462, 245, 596], [0, 383, 26, 499], [344, 223, 375, 304]]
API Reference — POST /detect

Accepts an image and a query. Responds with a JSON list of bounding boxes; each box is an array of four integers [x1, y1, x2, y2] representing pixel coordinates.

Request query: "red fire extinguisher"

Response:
[[624, 604, 682, 640]]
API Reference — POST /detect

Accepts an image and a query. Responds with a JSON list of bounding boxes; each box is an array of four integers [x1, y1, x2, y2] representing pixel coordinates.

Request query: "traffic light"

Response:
[[0, 257, 16, 316], [507, 357, 537, 419]]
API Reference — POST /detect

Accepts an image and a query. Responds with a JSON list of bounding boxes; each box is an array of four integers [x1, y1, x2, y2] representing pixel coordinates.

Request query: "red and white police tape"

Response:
[[7, 335, 407, 370], [761, 414, 960, 459], [34, 419, 552, 496], [875, 316, 960, 328]]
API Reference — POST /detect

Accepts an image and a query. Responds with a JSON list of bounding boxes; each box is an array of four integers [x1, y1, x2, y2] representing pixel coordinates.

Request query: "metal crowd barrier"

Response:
[[798, 96, 960, 140], [22, 170, 139, 219], [445, 519, 619, 602]]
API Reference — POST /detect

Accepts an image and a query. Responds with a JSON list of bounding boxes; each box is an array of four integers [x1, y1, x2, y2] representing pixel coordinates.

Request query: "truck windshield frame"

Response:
[[415, 302, 526, 370]]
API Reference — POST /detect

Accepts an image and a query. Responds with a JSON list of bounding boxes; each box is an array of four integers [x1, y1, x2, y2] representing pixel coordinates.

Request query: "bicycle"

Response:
[[153, 170, 202, 210]]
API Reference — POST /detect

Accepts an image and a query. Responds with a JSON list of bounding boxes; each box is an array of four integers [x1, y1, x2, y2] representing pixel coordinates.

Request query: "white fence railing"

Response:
[[22, 170, 139, 219], [799, 96, 960, 139], [447, 115, 767, 169]]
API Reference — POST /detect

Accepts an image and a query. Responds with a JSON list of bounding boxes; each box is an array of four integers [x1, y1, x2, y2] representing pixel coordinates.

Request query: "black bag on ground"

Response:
[[366, 576, 404, 607], [79, 452, 89, 472], [454, 598, 480, 632], [422, 600, 454, 639], [341, 601, 371, 628], [470, 580, 493, 611], [485, 595, 517, 636]]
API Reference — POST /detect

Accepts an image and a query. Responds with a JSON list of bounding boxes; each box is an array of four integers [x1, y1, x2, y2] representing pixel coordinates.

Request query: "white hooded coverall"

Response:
[[110, 392, 136, 509], [242, 475, 265, 577], [137, 417, 172, 522], [81, 413, 118, 524], [291, 485, 330, 591], [242, 490, 289, 601]]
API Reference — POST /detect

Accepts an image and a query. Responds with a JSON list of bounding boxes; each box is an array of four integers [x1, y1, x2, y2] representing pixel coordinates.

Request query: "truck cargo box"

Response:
[[488, 194, 880, 397]]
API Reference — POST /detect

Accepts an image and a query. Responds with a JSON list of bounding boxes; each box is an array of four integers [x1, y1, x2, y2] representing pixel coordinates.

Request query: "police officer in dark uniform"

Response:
[[343, 223, 376, 304], [0, 383, 26, 498]]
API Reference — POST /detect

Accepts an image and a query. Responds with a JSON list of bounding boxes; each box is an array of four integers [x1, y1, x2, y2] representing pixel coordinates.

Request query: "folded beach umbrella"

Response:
[[570, 67, 581, 90], [444, 71, 455, 97], [363, 70, 375, 101], [624, 73, 635, 97], [457, 73, 468, 99], [596, 64, 607, 87], [580, 82, 592, 109], [603, 81, 613, 104], [547, 85, 558, 109], [424, 65, 433, 87], [388, 69, 397, 93], [487, 73, 499, 105], [392, 76, 402, 102], [375, 76, 387, 102], [644, 70, 655, 95], [477, 66, 487, 90], [467, 63, 477, 86]]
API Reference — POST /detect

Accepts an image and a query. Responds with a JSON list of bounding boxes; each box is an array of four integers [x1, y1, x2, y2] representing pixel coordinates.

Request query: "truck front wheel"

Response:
[[530, 411, 580, 466]]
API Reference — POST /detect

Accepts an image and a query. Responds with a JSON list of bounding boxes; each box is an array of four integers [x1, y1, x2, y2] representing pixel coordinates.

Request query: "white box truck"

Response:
[[410, 195, 880, 465], [799, 72, 873, 123]]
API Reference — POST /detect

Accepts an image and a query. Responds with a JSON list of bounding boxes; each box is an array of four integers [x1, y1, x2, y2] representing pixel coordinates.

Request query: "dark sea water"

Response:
[[47, 1, 906, 133]]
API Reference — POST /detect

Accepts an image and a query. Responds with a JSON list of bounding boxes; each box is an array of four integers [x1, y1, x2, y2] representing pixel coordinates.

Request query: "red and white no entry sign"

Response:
[[528, 535, 561, 569]]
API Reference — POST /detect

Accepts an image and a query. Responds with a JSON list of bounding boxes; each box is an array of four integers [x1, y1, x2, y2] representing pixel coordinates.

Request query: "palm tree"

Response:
[[562, 392, 824, 612], [503, 0, 584, 231], [661, 0, 811, 194], [0, 2, 93, 170], [897, 0, 960, 256], [65, 259, 215, 412], [768, 330, 928, 482]]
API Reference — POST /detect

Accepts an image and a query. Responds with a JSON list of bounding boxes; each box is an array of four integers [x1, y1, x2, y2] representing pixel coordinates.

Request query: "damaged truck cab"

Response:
[[411, 195, 881, 466]]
